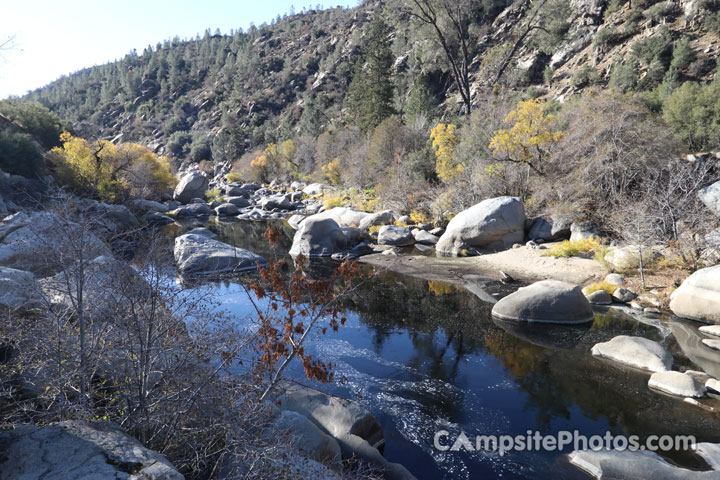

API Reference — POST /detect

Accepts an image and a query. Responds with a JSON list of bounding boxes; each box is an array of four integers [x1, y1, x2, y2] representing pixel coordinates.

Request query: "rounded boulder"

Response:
[[491, 280, 594, 324]]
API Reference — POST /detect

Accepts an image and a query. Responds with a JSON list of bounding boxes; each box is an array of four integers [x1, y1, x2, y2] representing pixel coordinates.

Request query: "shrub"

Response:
[[0, 130, 45, 178], [205, 187, 223, 203], [584, 281, 619, 295], [226, 172, 243, 183], [571, 65, 600, 87], [662, 82, 720, 150], [594, 27, 623, 47], [542, 236, 606, 258], [0, 99, 65, 149]]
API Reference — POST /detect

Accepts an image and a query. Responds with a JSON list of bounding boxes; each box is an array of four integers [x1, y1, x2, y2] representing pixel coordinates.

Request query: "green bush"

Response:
[[594, 27, 623, 47], [0, 100, 65, 149], [610, 57, 639, 92], [663, 82, 720, 150], [571, 65, 600, 87], [0, 130, 45, 178]]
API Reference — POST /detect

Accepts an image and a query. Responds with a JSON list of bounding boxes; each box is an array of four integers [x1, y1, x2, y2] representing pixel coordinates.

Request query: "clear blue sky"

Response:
[[0, 1, 355, 99]]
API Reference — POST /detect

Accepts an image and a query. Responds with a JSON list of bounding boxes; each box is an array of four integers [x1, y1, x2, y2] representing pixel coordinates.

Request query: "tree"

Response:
[[430, 123, 462, 181], [488, 99, 561, 176], [0, 99, 65, 149], [406, 0, 474, 117], [405, 76, 438, 120], [662, 82, 720, 151], [49, 133, 175, 201], [0, 130, 44, 178], [346, 15, 395, 133]]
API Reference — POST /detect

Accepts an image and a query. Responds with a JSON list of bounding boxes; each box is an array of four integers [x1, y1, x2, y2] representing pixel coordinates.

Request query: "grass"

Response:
[[542, 236, 607, 258], [584, 281, 618, 295], [205, 187, 224, 203]]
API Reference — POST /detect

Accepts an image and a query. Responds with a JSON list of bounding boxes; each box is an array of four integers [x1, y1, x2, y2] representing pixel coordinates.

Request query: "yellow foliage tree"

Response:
[[321, 157, 341, 185], [488, 99, 562, 175], [49, 132, 175, 202], [250, 139, 298, 183], [430, 123, 462, 182]]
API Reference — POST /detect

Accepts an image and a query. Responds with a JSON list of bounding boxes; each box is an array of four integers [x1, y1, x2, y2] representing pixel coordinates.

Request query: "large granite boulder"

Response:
[[0, 266, 40, 311], [259, 194, 292, 210], [226, 196, 251, 208], [358, 210, 395, 230], [302, 183, 330, 195], [491, 280, 594, 324], [313, 207, 372, 228], [171, 202, 211, 218], [289, 215, 349, 257], [277, 385, 415, 480], [604, 245, 662, 271], [591, 335, 673, 372], [570, 221, 603, 241], [670, 265, 720, 324], [173, 170, 209, 203], [274, 410, 342, 468], [174, 233, 267, 275], [80, 200, 139, 235], [699, 180, 720, 217], [377, 225, 415, 247], [436, 196, 525, 255], [128, 198, 169, 213], [215, 203, 239, 216], [225, 184, 251, 197], [0, 212, 108, 275], [0, 421, 182, 480]]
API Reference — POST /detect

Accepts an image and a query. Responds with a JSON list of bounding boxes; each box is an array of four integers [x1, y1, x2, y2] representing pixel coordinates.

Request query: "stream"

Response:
[[166, 217, 720, 480]]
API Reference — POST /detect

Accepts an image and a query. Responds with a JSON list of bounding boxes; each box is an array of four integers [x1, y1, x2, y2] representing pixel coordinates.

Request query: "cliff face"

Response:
[[24, 0, 720, 159]]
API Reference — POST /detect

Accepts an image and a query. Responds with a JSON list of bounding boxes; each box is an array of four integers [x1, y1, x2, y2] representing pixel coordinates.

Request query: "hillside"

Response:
[[23, 0, 720, 164]]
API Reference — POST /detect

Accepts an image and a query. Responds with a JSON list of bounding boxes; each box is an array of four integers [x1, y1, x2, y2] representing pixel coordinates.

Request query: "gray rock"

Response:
[[226, 196, 251, 208], [612, 287, 637, 303], [187, 227, 216, 239], [164, 200, 180, 210], [302, 183, 330, 195], [550, 213, 573, 239], [274, 410, 342, 469], [591, 335, 673, 372], [225, 185, 250, 197], [672, 322, 720, 379], [241, 182, 261, 191], [700, 326, 720, 337], [429, 227, 445, 236], [128, 198, 168, 213], [703, 339, 720, 351], [0, 421, 182, 480], [171, 203, 211, 218], [0, 212, 109, 275], [527, 217, 553, 241], [648, 371, 705, 397], [358, 210, 395, 230], [570, 221, 602, 241], [174, 233, 267, 275], [80, 200, 140, 234], [0, 193, 7, 218], [259, 194, 292, 210], [707, 378, 720, 395], [378, 225, 415, 247], [287, 214, 306, 229], [436, 196, 526, 255], [0, 266, 39, 311], [215, 203, 239, 216], [143, 211, 174, 225], [173, 170, 209, 203], [604, 245, 662, 270], [693, 443, 720, 471], [396, 215, 411, 224], [670, 265, 720, 324], [413, 229, 439, 245], [604, 273, 625, 286], [568, 449, 720, 480], [491, 280, 594, 324], [289, 215, 349, 258], [586, 289, 612, 305], [699, 180, 720, 217]]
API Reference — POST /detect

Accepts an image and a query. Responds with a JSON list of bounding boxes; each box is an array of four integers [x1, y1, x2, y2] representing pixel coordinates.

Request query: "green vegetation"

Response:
[[0, 130, 45, 178], [542, 237, 606, 258]]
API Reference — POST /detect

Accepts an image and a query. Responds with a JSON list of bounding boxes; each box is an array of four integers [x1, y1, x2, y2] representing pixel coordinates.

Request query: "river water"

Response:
[[169, 218, 720, 480]]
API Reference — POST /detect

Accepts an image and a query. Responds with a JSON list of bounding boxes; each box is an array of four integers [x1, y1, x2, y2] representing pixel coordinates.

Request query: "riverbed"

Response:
[[168, 217, 720, 480]]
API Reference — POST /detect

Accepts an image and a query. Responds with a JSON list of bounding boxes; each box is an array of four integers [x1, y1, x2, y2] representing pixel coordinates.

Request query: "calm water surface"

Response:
[[170, 218, 720, 480]]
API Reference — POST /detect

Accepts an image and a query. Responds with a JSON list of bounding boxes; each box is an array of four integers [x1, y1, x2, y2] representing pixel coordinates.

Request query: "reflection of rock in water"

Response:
[[491, 316, 590, 349], [672, 320, 720, 379]]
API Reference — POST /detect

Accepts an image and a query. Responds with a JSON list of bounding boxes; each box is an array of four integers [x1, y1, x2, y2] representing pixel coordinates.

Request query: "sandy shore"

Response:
[[360, 243, 605, 286]]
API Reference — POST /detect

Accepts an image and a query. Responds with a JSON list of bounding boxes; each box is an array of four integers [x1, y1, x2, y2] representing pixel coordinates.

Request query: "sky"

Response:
[[0, 1, 354, 99]]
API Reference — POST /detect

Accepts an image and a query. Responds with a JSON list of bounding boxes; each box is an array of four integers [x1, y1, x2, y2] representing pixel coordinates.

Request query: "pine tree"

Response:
[[405, 76, 437, 120], [346, 15, 395, 133]]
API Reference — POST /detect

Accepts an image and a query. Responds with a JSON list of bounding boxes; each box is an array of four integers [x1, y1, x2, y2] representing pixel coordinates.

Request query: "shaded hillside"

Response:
[[24, 0, 720, 165]]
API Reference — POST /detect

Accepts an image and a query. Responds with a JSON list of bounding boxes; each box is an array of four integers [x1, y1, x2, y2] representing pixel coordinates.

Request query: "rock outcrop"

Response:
[[699, 180, 720, 217], [491, 280, 594, 324], [377, 225, 415, 247], [174, 233, 267, 275], [436, 196, 526, 255], [670, 265, 720, 324], [173, 169, 209, 203], [0, 266, 40, 311]]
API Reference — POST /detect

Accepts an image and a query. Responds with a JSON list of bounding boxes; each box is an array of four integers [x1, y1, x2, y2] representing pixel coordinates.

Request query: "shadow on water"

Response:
[[163, 218, 720, 479]]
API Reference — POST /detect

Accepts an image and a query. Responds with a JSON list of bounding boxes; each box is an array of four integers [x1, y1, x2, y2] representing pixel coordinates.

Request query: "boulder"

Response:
[[699, 180, 720, 217], [171, 202, 211, 218], [604, 245, 662, 271], [378, 225, 415, 247], [0, 421, 182, 480], [612, 287, 637, 303], [215, 203, 239, 216], [302, 183, 330, 195], [670, 265, 720, 324], [591, 335, 673, 372], [358, 210, 395, 230], [313, 207, 371, 227], [226, 196, 251, 208], [274, 410, 342, 468], [648, 371, 705, 397], [570, 221, 602, 241], [568, 449, 720, 480], [436, 196, 525, 255], [0, 266, 39, 311], [79, 200, 139, 235], [259, 194, 292, 210], [491, 280, 594, 324], [289, 215, 349, 258], [174, 233, 267, 275], [550, 213, 573, 239], [694, 443, 720, 471], [586, 289, 612, 305], [143, 211, 174, 225], [413, 229, 439, 245], [173, 170, 209, 203], [241, 182, 261, 191], [225, 185, 250, 197], [703, 339, 720, 351], [128, 198, 168, 213], [288, 214, 306, 229], [0, 212, 108, 275], [527, 217, 555, 242], [700, 326, 720, 337], [604, 273, 624, 286]]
